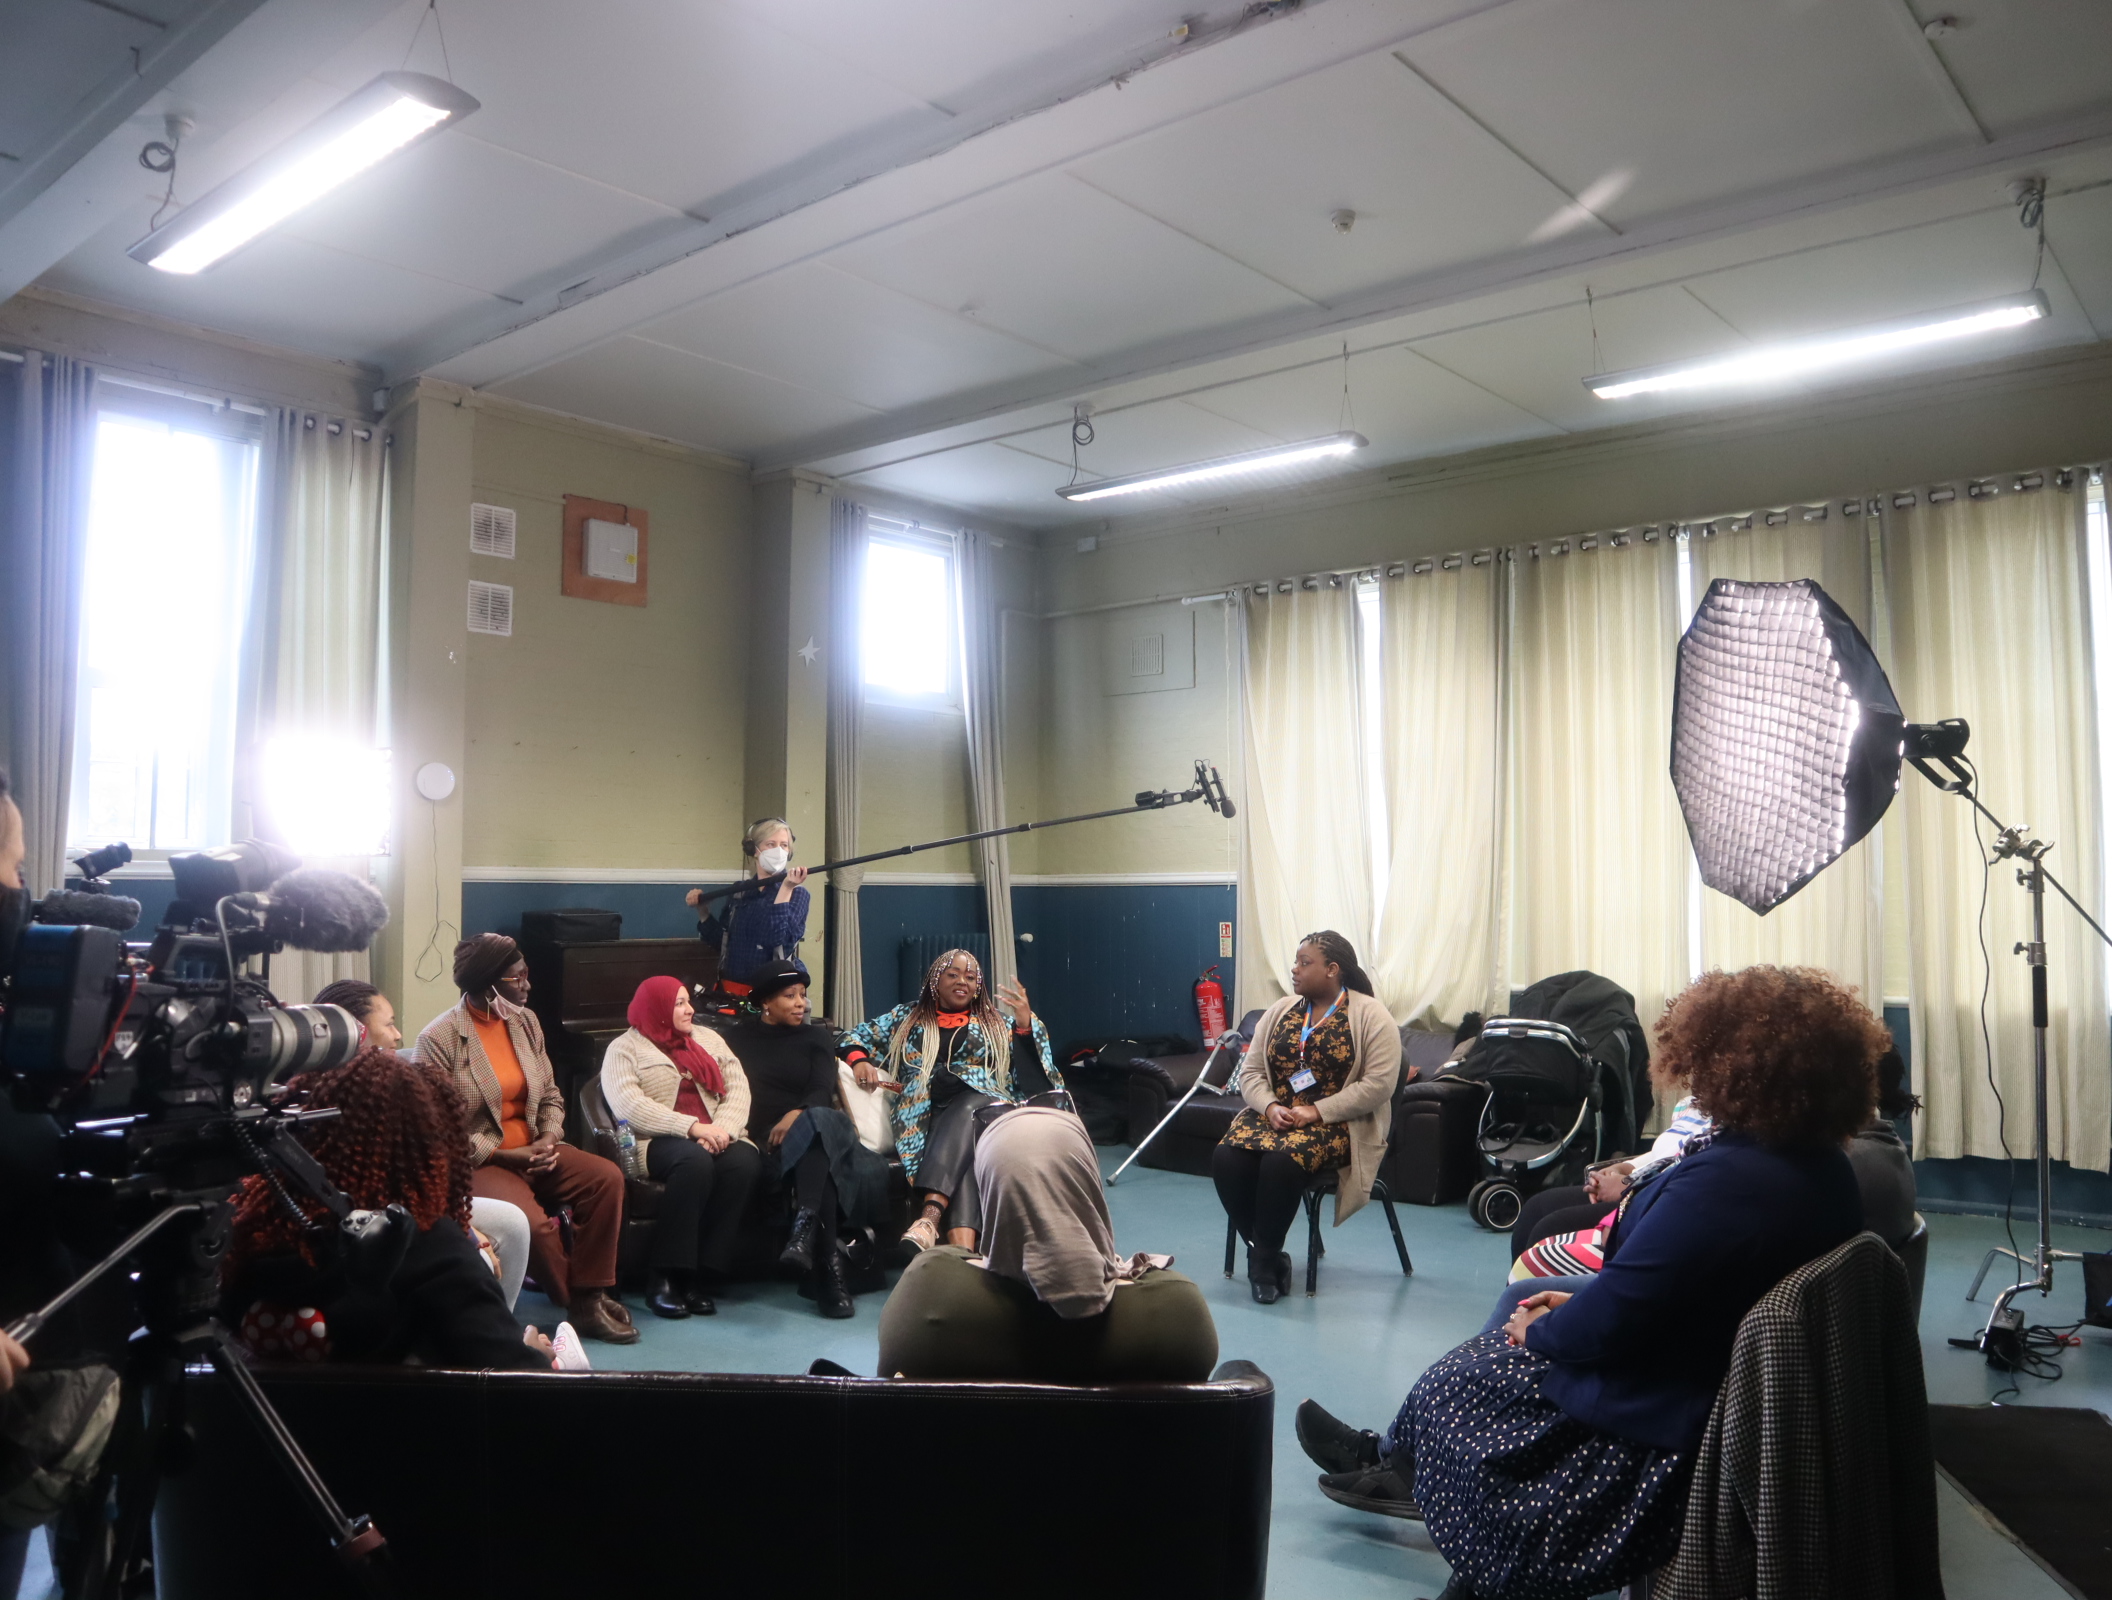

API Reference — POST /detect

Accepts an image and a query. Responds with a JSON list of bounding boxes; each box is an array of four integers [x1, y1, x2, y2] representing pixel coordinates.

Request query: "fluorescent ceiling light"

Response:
[[1055, 431, 1367, 502], [130, 72, 478, 275], [1585, 291, 2049, 401]]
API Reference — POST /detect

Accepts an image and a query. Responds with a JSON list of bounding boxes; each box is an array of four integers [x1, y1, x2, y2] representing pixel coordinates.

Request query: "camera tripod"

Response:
[[10, 1153, 394, 1598]]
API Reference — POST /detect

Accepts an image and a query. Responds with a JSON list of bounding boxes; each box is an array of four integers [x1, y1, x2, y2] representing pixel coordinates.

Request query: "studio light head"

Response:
[[1671, 578, 1906, 913]]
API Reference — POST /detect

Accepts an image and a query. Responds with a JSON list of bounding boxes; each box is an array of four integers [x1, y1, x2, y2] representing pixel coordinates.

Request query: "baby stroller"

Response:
[[1442, 971, 1646, 1232]]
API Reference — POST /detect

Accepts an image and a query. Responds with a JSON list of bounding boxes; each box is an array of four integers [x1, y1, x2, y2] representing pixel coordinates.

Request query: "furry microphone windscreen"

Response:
[[32, 889, 143, 933], [258, 869, 391, 952]]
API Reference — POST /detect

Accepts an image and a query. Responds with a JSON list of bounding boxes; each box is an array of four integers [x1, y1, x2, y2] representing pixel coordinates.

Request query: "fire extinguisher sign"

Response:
[[1218, 921, 1233, 958]]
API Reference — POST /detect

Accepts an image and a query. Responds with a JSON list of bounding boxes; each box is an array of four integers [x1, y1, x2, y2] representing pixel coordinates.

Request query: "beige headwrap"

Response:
[[973, 1106, 1167, 1320]]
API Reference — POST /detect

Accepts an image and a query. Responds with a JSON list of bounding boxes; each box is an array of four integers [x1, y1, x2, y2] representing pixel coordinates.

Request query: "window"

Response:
[[862, 521, 958, 709], [68, 394, 261, 853]]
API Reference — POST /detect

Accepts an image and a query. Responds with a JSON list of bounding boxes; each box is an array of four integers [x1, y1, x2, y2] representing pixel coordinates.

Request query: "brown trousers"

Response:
[[471, 1143, 624, 1306]]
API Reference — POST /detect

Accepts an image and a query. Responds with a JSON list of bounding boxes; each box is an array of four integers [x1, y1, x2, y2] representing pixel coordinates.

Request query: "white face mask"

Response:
[[756, 845, 791, 876]]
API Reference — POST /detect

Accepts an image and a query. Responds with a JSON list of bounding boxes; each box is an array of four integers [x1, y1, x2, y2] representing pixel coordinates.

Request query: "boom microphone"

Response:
[[230, 869, 390, 953], [32, 890, 143, 933], [1195, 760, 1238, 819]]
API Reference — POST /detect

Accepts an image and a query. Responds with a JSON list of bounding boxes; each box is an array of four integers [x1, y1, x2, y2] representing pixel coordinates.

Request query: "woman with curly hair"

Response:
[[1296, 966, 1882, 1600], [837, 948, 1059, 1253], [221, 1047, 552, 1369]]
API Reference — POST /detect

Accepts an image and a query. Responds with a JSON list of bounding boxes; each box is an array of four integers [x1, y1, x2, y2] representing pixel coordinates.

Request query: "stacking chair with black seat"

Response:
[[1222, 1169, 1413, 1296]]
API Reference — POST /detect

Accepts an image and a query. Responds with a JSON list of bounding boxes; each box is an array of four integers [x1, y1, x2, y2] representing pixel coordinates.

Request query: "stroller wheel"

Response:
[[1468, 1180, 1524, 1234]]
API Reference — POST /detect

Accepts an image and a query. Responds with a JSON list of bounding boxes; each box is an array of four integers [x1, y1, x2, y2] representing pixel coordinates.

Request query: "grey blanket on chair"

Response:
[[1660, 1230, 1945, 1600]]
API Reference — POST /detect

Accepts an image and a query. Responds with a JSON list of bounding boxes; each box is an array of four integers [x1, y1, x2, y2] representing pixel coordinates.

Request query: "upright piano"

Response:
[[521, 935, 718, 1091]]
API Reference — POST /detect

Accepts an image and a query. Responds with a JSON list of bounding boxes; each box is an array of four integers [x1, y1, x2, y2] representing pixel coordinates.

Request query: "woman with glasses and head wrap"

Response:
[[1213, 930, 1401, 1304], [416, 932, 636, 1343], [836, 948, 1060, 1253]]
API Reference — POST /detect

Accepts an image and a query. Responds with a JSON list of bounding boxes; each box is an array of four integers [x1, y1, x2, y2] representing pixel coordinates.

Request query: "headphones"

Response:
[[741, 817, 795, 857]]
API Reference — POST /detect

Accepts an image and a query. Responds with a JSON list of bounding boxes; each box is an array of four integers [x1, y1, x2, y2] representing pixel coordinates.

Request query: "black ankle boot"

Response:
[[647, 1271, 690, 1319], [1248, 1246, 1283, 1305], [814, 1239, 855, 1320], [780, 1207, 821, 1273]]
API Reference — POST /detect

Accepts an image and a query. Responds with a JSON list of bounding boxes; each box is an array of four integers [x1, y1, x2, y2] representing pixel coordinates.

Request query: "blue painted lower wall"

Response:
[[461, 880, 702, 942]]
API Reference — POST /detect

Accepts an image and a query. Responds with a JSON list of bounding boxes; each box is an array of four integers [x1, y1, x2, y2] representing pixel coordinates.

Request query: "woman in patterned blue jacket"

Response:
[[838, 948, 1059, 1253]]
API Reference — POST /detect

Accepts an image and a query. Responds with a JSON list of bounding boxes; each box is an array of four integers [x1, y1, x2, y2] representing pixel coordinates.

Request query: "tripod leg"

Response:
[[1966, 1247, 2026, 1303], [201, 1336, 392, 1588]]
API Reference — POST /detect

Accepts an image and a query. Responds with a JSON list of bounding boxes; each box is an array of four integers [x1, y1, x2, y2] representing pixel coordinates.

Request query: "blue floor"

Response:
[[11, 1160, 2104, 1598]]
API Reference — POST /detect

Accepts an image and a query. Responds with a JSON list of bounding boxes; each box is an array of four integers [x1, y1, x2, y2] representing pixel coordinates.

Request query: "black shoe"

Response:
[[814, 1243, 855, 1320], [780, 1207, 821, 1273], [1278, 1251, 1294, 1297], [1248, 1246, 1282, 1305], [1296, 1400, 1382, 1474], [682, 1285, 717, 1316], [646, 1272, 691, 1319], [1317, 1463, 1422, 1520]]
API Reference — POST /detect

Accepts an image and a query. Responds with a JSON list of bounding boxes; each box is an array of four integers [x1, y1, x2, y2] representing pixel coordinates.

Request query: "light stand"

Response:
[[1906, 724, 2112, 1363], [1106, 1026, 1247, 1186]]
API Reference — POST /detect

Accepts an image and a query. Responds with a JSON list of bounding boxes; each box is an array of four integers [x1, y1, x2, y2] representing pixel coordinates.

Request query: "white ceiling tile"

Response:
[[1072, 51, 1603, 304], [825, 168, 1312, 363], [2046, 185, 2112, 336], [1404, 0, 1973, 224], [41, 228, 501, 365], [1410, 285, 1747, 431], [1005, 399, 1284, 480], [281, 135, 688, 303], [1913, 0, 2112, 134], [634, 262, 1071, 412], [485, 335, 876, 457], [844, 441, 1091, 525], [1184, 345, 1562, 465]]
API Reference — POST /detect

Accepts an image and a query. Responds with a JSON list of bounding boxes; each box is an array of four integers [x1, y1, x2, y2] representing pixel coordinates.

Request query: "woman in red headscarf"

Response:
[[601, 977, 760, 1318]]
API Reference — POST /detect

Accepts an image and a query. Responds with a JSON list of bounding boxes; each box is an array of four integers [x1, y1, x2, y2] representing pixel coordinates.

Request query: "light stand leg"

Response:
[[1966, 1247, 2028, 1303], [1108, 1035, 1236, 1186]]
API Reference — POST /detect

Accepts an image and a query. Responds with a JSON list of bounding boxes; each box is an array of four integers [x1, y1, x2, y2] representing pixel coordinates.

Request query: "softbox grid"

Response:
[[1671, 579, 1903, 914]]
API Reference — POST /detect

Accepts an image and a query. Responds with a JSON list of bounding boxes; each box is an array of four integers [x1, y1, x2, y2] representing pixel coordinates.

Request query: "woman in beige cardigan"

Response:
[[1214, 931, 1401, 1303], [600, 976, 760, 1318]]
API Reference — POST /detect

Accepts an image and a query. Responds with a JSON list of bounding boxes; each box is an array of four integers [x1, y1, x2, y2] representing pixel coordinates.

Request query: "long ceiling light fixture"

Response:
[[129, 72, 479, 275], [1585, 291, 2048, 401], [1055, 431, 1367, 503]]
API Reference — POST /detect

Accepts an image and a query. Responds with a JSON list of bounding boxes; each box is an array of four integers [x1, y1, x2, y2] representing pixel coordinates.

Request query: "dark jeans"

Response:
[[920, 1074, 999, 1234], [1511, 1184, 1608, 1260], [646, 1136, 761, 1276], [760, 1117, 834, 1215], [1211, 1144, 1309, 1258]]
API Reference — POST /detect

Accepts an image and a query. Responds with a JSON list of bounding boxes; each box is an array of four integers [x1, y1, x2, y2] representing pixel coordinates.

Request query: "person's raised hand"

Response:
[[0, 1331, 29, 1395], [784, 866, 808, 888], [996, 978, 1032, 1029], [685, 888, 705, 908]]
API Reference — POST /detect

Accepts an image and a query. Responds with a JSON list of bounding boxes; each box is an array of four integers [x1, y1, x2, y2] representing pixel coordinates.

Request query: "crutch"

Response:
[[1107, 1026, 1248, 1185]]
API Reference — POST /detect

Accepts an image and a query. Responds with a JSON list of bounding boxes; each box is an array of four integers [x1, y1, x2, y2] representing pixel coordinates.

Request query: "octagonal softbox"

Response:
[[1671, 578, 1906, 914]]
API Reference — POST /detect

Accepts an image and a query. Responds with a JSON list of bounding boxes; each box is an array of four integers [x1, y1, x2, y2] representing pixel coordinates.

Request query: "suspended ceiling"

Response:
[[5, 0, 2111, 530]]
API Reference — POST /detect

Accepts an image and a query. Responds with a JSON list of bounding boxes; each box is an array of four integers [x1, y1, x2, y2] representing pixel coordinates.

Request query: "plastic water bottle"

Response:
[[614, 1118, 642, 1179]]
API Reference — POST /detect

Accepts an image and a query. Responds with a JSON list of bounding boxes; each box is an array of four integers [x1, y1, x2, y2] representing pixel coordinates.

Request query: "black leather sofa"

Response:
[[153, 1361, 1276, 1600]]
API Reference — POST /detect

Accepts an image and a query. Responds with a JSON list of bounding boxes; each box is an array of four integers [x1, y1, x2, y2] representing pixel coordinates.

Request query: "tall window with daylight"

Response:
[[862, 520, 958, 709], [69, 396, 261, 853]]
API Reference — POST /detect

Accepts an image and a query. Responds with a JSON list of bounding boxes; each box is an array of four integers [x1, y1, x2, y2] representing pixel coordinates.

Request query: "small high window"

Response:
[[862, 523, 957, 710]]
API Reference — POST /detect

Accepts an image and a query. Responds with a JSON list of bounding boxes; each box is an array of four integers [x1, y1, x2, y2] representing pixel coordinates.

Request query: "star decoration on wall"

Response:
[[797, 637, 819, 666]]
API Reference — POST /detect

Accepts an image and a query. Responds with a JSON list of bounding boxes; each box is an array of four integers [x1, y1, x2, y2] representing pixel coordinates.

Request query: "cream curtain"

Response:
[[1882, 479, 2109, 1171], [250, 411, 389, 1003], [958, 529, 1017, 992], [1371, 559, 1507, 1027], [3, 353, 96, 896], [1509, 537, 1690, 1030], [1690, 518, 1885, 1005], [824, 499, 869, 1024], [1234, 578, 1373, 1015]]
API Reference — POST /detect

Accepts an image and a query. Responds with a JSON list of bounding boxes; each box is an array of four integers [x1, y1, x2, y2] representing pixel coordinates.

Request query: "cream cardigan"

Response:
[[599, 1025, 752, 1160], [1234, 989, 1401, 1225]]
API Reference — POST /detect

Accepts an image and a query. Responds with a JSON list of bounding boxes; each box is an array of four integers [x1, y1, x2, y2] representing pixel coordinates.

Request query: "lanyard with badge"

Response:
[[1289, 994, 1341, 1096]]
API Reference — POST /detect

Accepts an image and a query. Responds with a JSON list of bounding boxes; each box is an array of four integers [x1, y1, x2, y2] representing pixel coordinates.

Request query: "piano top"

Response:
[[521, 936, 719, 1032]]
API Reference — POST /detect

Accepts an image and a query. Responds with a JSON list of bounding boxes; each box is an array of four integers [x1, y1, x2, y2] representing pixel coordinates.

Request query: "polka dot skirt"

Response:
[[236, 1303, 331, 1363], [1399, 1332, 1690, 1600]]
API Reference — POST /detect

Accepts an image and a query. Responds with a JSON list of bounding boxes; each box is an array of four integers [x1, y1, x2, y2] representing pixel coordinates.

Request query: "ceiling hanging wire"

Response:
[[1336, 340, 1358, 436], [1066, 402, 1095, 488], [2015, 177, 2048, 292], [403, 0, 457, 83], [1585, 284, 1604, 376]]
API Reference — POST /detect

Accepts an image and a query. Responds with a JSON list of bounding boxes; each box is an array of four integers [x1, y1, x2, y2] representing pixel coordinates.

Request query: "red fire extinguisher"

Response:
[[1195, 966, 1228, 1047]]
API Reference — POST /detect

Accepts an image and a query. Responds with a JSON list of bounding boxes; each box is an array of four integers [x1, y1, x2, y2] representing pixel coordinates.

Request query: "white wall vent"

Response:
[[471, 502, 517, 559], [468, 580, 514, 637]]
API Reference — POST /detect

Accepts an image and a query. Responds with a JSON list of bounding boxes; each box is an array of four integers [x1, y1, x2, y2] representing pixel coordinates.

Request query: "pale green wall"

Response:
[[463, 401, 752, 871]]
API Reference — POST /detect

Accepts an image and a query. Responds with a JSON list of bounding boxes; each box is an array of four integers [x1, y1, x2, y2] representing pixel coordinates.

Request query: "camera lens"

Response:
[[257, 1003, 366, 1080]]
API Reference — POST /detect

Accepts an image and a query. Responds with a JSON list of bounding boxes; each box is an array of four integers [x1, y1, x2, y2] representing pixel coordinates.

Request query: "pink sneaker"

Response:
[[550, 1321, 593, 1372]]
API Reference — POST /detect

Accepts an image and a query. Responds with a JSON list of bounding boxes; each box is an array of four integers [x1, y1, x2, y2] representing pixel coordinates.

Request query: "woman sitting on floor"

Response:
[[838, 949, 1058, 1254], [1295, 966, 1879, 1600], [314, 977, 533, 1311], [722, 961, 890, 1318], [418, 935, 636, 1343], [1211, 930, 1401, 1304], [601, 976, 761, 1318], [876, 1105, 1217, 1382], [222, 1047, 561, 1370]]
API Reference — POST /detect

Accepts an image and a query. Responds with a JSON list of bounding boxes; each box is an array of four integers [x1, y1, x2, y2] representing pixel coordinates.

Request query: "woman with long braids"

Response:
[[221, 1048, 554, 1369], [1212, 931, 1402, 1303], [837, 949, 1060, 1253]]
